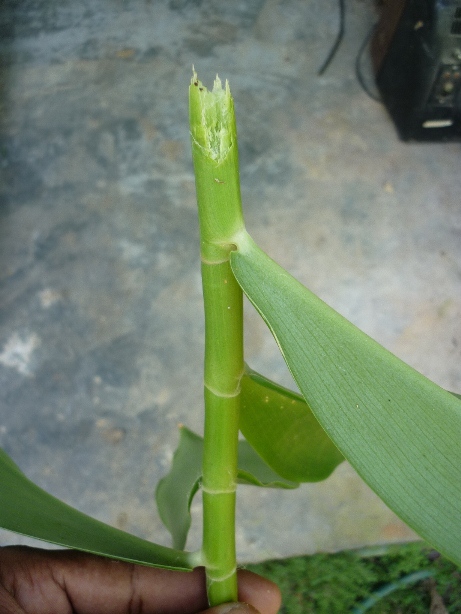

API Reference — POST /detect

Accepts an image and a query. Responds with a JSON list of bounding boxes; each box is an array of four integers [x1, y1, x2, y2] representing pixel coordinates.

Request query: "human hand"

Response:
[[0, 546, 281, 614]]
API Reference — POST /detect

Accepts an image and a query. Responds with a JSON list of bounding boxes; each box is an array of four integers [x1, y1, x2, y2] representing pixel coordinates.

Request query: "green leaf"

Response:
[[236, 432, 299, 489], [230, 233, 461, 566], [241, 366, 344, 482], [155, 427, 203, 551], [156, 426, 298, 550], [0, 448, 194, 570]]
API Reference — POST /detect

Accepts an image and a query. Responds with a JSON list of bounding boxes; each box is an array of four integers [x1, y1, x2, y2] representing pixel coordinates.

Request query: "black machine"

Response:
[[372, 0, 461, 140]]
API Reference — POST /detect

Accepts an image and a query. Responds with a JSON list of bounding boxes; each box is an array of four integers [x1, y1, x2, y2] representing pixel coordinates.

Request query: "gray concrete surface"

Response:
[[0, 0, 460, 563]]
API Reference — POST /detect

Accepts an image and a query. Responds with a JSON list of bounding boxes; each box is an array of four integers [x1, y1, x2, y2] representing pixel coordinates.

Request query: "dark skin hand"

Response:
[[0, 546, 281, 614]]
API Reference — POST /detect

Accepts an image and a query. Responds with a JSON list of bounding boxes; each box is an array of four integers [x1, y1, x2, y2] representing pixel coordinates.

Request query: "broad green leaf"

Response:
[[156, 426, 297, 550], [0, 448, 194, 570], [230, 233, 461, 565], [241, 366, 344, 482]]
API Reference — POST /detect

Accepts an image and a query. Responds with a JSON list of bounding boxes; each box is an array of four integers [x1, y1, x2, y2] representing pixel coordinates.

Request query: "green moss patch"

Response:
[[246, 542, 461, 613]]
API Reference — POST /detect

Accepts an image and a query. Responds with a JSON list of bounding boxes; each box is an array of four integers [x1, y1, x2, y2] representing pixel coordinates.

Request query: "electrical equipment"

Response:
[[372, 0, 461, 141]]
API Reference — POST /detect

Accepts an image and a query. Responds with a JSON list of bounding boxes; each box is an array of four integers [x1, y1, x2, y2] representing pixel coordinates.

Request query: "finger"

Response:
[[58, 556, 210, 614], [0, 587, 27, 614], [0, 547, 209, 614], [197, 570, 281, 614], [237, 570, 281, 614]]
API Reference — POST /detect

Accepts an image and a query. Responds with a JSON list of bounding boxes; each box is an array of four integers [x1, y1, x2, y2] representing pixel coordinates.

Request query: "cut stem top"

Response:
[[189, 72, 245, 263]]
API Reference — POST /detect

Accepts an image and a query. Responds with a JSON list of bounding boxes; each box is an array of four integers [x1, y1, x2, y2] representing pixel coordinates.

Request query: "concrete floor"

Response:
[[0, 0, 460, 563]]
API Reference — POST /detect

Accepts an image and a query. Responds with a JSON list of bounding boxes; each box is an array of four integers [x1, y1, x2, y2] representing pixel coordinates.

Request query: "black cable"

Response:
[[355, 22, 382, 102], [317, 0, 346, 76]]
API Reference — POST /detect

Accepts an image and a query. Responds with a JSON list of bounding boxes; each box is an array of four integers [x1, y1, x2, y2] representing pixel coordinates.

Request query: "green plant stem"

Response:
[[202, 262, 243, 604], [189, 72, 245, 605]]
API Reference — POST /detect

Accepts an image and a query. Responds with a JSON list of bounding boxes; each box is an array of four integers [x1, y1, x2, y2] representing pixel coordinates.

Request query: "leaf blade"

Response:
[[237, 438, 299, 489], [231, 235, 461, 565], [155, 427, 203, 551], [241, 366, 344, 482], [0, 448, 193, 570]]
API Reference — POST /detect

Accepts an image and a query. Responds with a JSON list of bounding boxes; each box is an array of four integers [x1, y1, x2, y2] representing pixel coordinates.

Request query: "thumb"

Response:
[[200, 604, 261, 614]]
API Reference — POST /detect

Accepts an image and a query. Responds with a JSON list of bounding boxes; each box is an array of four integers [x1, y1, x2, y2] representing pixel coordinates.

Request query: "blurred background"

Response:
[[0, 0, 460, 563]]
